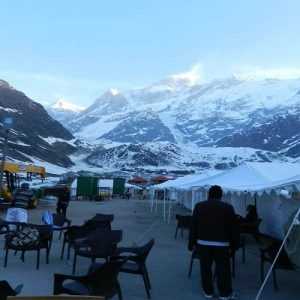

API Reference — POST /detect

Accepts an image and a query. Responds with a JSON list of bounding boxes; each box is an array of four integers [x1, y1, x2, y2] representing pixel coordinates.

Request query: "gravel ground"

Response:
[[0, 198, 299, 300]]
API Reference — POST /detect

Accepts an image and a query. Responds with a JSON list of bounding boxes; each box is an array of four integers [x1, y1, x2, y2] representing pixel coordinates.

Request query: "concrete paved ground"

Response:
[[0, 198, 300, 299]]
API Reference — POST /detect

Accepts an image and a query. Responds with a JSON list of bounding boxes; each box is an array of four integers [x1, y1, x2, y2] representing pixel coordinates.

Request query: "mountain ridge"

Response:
[[0, 81, 76, 167], [43, 75, 300, 171]]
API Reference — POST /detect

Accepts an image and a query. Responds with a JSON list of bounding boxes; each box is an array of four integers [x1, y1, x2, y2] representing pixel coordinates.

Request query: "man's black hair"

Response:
[[208, 185, 223, 200]]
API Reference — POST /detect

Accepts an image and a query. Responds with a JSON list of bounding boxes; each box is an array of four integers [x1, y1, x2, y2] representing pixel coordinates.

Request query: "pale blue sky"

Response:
[[1, 0, 300, 106]]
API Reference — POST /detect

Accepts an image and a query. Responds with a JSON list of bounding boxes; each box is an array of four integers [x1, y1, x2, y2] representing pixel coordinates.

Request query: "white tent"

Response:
[[184, 162, 300, 192], [125, 183, 143, 190], [185, 162, 300, 239], [98, 179, 114, 188], [152, 162, 300, 238], [155, 170, 220, 190]]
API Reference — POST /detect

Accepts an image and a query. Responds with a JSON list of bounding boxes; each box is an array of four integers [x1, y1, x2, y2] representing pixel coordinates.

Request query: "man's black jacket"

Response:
[[188, 199, 240, 251]]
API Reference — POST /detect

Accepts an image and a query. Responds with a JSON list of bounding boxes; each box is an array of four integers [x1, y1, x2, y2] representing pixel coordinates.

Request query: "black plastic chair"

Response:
[[113, 239, 155, 299], [72, 229, 123, 274], [54, 259, 125, 300], [0, 280, 23, 300], [175, 214, 191, 239], [239, 218, 262, 263], [61, 216, 112, 260], [259, 235, 295, 291], [188, 247, 238, 278], [87, 214, 114, 230], [4, 224, 53, 269], [0, 218, 9, 235], [52, 213, 72, 239]]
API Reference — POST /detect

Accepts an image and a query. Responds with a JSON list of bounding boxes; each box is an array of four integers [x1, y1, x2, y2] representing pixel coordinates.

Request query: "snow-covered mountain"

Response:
[[47, 99, 85, 124], [0, 81, 76, 167], [86, 142, 289, 171], [55, 75, 300, 171]]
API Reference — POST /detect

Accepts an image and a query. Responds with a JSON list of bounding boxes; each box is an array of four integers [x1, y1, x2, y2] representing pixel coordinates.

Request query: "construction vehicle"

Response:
[[0, 161, 46, 206]]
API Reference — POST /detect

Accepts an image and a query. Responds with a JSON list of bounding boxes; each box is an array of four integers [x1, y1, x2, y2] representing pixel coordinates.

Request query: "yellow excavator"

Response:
[[1, 162, 46, 203]]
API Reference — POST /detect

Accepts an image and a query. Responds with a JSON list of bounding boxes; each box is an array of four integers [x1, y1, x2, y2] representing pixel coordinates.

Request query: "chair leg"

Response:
[[72, 253, 77, 274], [242, 242, 246, 264], [142, 272, 151, 299], [188, 255, 194, 278], [67, 244, 71, 260], [273, 268, 279, 291], [61, 240, 66, 260], [181, 228, 184, 238], [116, 280, 123, 300], [231, 252, 235, 278], [260, 259, 265, 283], [46, 247, 50, 264], [37, 249, 40, 270], [4, 248, 8, 268], [144, 265, 152, 290], [59, 231, 63, 240], [174, 226, 178, 239], [21, 251, 25, 262]]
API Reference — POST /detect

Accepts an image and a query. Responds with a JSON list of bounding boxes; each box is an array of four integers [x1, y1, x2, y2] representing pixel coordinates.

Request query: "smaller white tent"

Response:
[[125, 183, 143, 190], [98, 179, 114, 188], [155, 170, 220, 190]]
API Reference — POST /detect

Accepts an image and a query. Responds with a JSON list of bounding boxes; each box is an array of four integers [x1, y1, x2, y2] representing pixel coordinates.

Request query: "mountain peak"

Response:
[[0, 79, 13, 89], [51, 99, 85, 113], [107, 88, 120, 96], [169, 64, 202, 87]]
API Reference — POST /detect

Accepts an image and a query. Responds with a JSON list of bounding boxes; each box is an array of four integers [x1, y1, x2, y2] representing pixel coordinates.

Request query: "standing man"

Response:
[[189, 185, 239, 300], [56, 187, 70, 218]]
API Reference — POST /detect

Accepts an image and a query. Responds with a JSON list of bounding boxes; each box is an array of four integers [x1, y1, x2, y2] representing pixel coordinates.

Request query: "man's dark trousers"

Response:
[[197, 245, 232, 297]]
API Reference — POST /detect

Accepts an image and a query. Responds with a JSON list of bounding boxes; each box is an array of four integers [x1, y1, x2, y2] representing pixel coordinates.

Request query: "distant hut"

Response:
[[128, 176, 148, 186], [151, 175, 170, 185]]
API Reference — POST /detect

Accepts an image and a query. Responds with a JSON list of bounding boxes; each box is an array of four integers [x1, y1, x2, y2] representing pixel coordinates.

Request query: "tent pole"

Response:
[[255, 207, 300, 300], [163, 189, 166, 222], [150, 189, 154, 212], [191, 189, 195, 213], [167, 189, 172, 223]]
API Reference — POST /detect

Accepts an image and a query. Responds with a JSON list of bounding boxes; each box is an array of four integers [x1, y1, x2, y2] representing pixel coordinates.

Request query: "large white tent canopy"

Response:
[[151, 162, 300, 239], [189, 162, 300, 192], [161, 162, 300, 192]]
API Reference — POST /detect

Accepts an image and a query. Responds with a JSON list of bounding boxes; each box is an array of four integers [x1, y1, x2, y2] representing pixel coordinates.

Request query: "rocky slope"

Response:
[[85, 142, 289, 171], [53, 75, 300, 170], [0, 80, 75, 167]]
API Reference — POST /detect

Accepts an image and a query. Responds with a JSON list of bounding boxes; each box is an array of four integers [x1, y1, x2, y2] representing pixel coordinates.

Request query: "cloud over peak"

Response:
[[170, 63, 203, 86]]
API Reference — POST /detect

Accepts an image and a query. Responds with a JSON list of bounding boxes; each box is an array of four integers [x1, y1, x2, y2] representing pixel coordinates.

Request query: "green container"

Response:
[[77, 176, 98, 197], [113, 178, 125, 195], [34, 188, 43, 199]]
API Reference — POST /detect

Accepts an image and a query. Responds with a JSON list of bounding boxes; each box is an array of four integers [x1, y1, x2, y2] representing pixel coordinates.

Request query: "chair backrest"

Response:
[[52, 214, 67, 227], [42, 211, 53, 225], [84, 216, 112, 231], [66, 225, 95, 241], [176, 214, 192, 228], [87, 259, 125, 292], [6, 208, 28, 224], [135, 238, 155, 263], [94, 214, 114, 222], [28, 224, 53, 241], [257, 233, 294, 269], [87, 230, 123, 256]]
